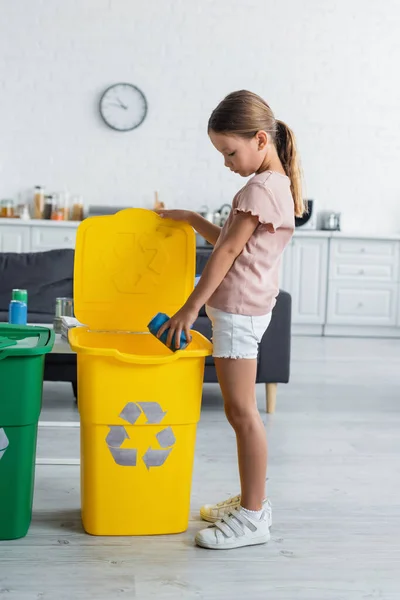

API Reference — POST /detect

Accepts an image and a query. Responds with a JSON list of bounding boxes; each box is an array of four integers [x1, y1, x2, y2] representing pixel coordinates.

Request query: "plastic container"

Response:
[[148, 312, 190, 351], [0, 325, 55, 539], [69, 208, 212, 536]]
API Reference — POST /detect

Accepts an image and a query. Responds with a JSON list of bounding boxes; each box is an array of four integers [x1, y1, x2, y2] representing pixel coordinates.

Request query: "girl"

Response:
[[157, 90, 304, 550]]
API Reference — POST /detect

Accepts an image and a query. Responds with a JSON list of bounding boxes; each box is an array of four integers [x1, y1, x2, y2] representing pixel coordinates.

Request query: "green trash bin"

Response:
[[0, 325, 55, 540]]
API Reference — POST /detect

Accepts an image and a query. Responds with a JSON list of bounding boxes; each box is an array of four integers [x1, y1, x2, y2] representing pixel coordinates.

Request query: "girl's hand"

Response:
[[155, 209, 192, 223], [157, 303, 199, 350]]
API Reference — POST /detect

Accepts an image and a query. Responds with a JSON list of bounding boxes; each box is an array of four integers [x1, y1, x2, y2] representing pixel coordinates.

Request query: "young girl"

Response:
[[157, 90, 304, 550]]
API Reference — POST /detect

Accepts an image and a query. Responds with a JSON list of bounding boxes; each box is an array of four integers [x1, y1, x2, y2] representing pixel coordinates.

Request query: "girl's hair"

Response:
[[208, 90, 305, 218]]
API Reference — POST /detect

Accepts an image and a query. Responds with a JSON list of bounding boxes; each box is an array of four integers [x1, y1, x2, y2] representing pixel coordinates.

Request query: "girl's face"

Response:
[[209, 130, 268, 178]]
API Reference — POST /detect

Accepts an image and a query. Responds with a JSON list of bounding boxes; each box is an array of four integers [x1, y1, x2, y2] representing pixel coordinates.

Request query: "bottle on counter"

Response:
[[59, 192, 70, 221], [9, 289, 28, 325], [43, 195, 55, 220], [33, 186, 45, 219], [70, 195, 84, 221], [20, 205, 31, 220]]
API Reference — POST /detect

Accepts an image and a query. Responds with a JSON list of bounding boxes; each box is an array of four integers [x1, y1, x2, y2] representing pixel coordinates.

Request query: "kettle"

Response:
[[321, 212, 341, 231]]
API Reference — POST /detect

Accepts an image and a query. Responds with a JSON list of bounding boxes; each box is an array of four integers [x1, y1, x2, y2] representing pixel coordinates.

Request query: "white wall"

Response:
[[1, 0, 399, 233]]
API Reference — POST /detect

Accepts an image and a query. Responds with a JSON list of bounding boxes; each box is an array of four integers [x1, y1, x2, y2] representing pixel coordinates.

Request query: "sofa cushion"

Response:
[[193, 316, 214, 366], [0, 249, 74, 316]]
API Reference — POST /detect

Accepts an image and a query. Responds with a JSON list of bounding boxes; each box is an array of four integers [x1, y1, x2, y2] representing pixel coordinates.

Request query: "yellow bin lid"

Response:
[[74, 209, 196, 332]]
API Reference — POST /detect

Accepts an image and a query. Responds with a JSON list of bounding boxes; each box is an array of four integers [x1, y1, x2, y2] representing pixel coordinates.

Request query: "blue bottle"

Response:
[[8, 300, 28, 326], [148, 313, 190, 352]]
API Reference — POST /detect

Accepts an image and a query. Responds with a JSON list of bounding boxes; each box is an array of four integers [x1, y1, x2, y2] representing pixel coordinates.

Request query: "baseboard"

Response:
[[324, 325, 400, 338], [292, 324, 324, 336]]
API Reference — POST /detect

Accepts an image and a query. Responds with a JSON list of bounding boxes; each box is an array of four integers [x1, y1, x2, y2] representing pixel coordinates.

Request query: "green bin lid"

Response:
[[0, 337, 17, 350], [0, 325, 55, 360]]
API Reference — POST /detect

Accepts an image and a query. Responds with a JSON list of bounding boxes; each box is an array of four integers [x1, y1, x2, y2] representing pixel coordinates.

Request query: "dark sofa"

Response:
[[0, 249, 77, 399], [0, 249, 291, 412]]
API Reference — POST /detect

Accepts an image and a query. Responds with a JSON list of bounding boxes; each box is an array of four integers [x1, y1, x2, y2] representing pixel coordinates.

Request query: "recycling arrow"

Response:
[[156, 426, 175, 448], [106, 426, 129, 447], [138, 402, 167, 424], [0, 428, 9, 461], [119, 403, 141, 425], [109, 447, 137, 467], [106, 426, 137, 466], [143, 448, 172, 470]]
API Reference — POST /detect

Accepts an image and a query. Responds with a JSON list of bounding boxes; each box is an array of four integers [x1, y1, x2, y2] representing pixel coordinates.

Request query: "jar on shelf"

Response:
[[43, 195, 55, 220], [49, 193, 65, 221], [0, 199, 15, 218], [33, 186, 45, 219], [59, 192, 70, 221], [70, 195, 84, 221]]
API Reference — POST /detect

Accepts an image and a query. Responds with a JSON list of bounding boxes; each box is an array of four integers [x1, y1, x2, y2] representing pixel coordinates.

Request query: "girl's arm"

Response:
[[157, 210, 221, 246], [158, 212, 260, 348]]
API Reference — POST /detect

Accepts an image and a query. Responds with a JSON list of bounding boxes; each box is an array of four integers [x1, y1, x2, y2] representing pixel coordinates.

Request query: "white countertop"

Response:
[[2, 217, 400, 241], [0, 218, 81, 227], [294, 229, 400, 241]]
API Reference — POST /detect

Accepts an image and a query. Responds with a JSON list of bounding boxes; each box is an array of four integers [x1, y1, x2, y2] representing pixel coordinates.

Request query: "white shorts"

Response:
[[206, 305, 272, 360]]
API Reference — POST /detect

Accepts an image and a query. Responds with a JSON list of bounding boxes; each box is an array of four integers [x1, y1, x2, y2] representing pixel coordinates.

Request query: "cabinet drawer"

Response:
[[327, 282, 398, 326], [330, 262, 397, 282], [330, 239, 399, 262], [31, 226, 77, 250]]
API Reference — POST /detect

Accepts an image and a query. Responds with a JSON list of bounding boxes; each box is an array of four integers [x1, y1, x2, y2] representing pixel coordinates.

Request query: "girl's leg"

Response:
[[214, 357, 267, 511]]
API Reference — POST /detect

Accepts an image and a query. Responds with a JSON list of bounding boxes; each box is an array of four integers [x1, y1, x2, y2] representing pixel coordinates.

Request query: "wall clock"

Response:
[[99, 83, 148, 132]]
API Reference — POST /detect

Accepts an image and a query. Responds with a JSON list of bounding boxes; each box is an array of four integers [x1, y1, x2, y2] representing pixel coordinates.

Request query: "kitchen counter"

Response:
[[0, 218, 81, 228], [294, 229, 400, 241], [3, 217, 400, 242]]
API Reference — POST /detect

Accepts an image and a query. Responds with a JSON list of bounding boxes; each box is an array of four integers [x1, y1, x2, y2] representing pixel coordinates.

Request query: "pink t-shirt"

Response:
[[207, 170, 295, 316]]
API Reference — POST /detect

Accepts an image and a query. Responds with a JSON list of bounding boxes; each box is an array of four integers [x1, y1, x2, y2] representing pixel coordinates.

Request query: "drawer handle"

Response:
[[64, 236, 72, 243], [360, 248, 366, 253], [357, 302, 364, 308], [359, 269, 365, 275]]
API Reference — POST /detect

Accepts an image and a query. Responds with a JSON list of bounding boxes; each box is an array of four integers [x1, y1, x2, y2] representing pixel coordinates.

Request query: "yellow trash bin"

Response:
[[69, 209, 212, 536]]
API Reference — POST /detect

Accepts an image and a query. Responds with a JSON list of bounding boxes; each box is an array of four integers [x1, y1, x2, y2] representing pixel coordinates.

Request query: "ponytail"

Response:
[[275, 120, 305, 218]]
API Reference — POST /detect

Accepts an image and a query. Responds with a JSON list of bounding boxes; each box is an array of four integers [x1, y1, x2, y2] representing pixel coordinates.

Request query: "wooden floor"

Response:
[[1, 336, 400, 599]]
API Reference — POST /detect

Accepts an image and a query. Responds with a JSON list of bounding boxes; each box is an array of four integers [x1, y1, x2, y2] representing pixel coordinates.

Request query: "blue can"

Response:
[[148, 312, 190, 352], [8, 300, 28, 326]]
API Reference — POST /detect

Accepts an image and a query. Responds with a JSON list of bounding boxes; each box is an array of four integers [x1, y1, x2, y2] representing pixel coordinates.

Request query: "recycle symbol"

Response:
[[0, 428, 9, 461], [106, 402, 176, 469]]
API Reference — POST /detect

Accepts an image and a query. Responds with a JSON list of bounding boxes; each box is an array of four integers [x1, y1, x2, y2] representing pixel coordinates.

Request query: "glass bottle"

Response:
[[71, 195, 84, 221], [33, 186, 45, 219]]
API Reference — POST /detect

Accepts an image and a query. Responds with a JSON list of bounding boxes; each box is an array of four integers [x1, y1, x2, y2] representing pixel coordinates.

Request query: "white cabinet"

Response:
[[31, 226, 77, 251], [0, 225, 30, 252], [283, 237, 329, 325], [327, 239, 399, 329], [0, 220, 79, 253], [327, 282, 398, 326]]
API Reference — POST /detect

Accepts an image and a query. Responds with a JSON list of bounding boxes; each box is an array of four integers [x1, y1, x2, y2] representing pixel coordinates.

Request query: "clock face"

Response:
[[99, 83, 148, 132]]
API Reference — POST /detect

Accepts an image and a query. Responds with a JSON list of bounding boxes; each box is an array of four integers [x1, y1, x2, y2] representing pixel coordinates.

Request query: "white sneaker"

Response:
[[200, 495, 272, 527], [195, 507, 270, 550]]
